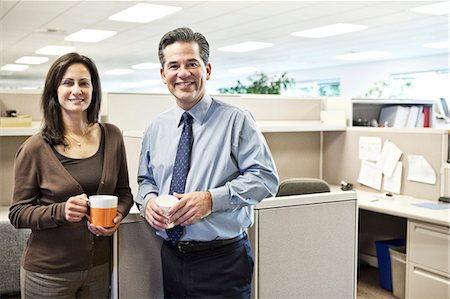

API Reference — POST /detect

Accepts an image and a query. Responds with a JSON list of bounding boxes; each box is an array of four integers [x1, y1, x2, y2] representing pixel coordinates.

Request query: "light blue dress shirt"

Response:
[[136, 95, 279, 241]]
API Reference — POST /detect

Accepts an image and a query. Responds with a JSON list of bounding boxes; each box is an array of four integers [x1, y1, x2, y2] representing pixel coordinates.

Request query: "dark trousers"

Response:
[[161, 236, 254, 299]]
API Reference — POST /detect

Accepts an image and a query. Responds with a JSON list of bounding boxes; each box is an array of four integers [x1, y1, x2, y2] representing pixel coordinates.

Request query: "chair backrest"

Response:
[[276, 178, 330, 197]]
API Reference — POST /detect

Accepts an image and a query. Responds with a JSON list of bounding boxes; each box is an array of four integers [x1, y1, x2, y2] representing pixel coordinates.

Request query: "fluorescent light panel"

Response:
[[132, 62, 160, 70], [423, 41, 450, 49], [109, 3, 182, 23], [64, 29, 117, 43], [16, 56, 49, 64], [105, 69, 134, 75], [336, 51, 391, 61], [292, 23, 368, 38], [218, 42, 274, 53], [410, 2, 450, 15], [1, 64, 29, 71], [36, 45, 76, 55]]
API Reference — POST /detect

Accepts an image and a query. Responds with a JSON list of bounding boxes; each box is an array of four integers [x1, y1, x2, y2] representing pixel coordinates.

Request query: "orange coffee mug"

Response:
[[89, 195, 118, 228]]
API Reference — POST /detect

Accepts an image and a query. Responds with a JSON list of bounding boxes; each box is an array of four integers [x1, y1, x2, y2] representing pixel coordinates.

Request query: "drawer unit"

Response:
[[408, 220, 450, 274], [408, 264, 450, 299], [407, 220, 450, 299]]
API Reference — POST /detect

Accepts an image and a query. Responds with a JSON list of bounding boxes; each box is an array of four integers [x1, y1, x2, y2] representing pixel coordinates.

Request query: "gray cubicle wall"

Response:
[[116, 192, 358, 299], [323, 127, 448, 201], [250, 192, 358, 298]]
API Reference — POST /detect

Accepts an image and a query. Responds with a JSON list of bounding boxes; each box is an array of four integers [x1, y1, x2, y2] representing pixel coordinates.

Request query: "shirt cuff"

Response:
[[140, 193, 157, 216], [209, 186, 231, 212]]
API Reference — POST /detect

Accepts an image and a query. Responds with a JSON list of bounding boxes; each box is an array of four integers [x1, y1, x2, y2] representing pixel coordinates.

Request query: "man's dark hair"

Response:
[[158, 27, 210, 67]]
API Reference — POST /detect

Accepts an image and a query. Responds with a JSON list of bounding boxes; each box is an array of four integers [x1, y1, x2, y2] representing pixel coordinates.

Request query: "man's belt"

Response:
[[167, 232, 247, 254]]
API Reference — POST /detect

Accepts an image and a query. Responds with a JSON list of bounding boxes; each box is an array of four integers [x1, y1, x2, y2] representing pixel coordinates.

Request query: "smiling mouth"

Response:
[[176, 82, 194, 88]]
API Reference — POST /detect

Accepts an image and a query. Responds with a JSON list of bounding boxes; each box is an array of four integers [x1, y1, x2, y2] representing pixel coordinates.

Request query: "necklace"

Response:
[[65, 125, 90, 149]]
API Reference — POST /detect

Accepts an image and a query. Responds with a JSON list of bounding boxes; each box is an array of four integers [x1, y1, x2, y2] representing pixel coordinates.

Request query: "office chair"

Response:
[[276, 178, 330, 197]]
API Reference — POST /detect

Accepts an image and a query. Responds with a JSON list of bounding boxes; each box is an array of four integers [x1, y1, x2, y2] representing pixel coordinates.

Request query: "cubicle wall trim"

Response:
[[255, 191, 357, 210]]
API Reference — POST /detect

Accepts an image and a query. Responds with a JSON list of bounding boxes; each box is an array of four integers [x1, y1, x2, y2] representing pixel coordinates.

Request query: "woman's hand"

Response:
[[87, 212, 123, 237], [65, 194, 89, 222]]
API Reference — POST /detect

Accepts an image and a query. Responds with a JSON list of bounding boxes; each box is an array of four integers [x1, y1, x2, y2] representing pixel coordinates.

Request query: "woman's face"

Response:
[[57, 63, 93, 118]]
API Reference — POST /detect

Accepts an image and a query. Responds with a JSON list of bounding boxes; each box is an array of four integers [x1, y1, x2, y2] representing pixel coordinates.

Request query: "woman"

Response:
[[9, 52, 133, 298]]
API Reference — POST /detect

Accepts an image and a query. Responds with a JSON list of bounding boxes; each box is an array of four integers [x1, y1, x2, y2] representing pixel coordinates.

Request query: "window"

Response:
[[283, 79, 340, 96], [389, 70, 449, 101]]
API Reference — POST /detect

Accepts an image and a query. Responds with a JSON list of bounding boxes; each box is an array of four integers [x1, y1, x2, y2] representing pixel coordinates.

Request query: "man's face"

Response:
[[160, 42, 211, 110]]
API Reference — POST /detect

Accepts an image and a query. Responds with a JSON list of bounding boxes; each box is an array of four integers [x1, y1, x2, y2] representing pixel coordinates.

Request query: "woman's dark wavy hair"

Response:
[[41, 52, 101, 146], [158, 27, 210, 67]]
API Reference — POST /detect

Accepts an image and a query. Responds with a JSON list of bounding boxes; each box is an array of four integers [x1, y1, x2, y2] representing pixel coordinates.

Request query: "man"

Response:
[[135, 27, 278, 298]]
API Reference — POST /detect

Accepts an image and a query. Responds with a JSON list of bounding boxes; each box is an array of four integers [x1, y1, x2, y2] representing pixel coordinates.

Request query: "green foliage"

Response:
[[218, 72, 295, 95], [319, 82, 340, 96]]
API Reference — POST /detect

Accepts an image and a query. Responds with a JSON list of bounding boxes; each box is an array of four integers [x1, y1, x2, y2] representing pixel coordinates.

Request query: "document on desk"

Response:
[[377, 140, 403, 177], [357, 160, 382, 190], [383, 161, 402, 194], [359, 136, 381, 161], [407, 155, 436, 185], [412, 202, 450, 210]]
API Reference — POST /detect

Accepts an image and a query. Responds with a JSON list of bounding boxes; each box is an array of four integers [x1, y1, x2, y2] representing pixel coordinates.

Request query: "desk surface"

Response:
[[331, 186, 450, 227]]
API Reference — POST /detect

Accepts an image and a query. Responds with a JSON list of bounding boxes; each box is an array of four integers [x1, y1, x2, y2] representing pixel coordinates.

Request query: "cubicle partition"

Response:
[[110, 92, 338, 184], [323, 127, 448, 201], [114, 191, 358, 299], [249, 192, 358, 298]]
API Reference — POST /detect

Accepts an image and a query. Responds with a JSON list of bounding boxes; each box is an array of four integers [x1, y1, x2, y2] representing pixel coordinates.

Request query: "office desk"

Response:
[[335, 187, 450, 299]]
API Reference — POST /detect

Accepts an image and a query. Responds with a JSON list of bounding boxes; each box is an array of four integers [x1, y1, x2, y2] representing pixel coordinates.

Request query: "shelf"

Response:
[[256, 121, 346, 132], [123, 121, 347, 137], [0, 121, 41, 136], [351, 98, 436, 128]]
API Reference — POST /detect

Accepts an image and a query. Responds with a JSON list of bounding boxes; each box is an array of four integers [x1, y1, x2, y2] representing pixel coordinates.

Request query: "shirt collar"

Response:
[[175, 94, 212, 127]]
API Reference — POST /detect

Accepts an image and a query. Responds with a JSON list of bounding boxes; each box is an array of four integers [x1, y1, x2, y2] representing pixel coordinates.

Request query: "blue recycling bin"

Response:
[[375, 238, 406, 291]]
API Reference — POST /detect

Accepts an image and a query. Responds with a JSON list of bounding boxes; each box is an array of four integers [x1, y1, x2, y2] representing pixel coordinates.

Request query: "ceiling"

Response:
[[0, 0, 448, 93]]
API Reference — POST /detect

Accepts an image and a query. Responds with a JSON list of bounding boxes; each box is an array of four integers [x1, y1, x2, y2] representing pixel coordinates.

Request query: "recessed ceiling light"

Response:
[[410, 2, 450, 15], [64, 29, 117, 43], [218, 42, 274, 53], [336, 51, 391, 61], [228, 67, 263, 74], [105, 69, 134, 75], [16, 56, 49, 64], [108, 3, 182, 23], [132, 63, 161, 70], [291, 23, 368, 38], [1, 64, 29, 71], [423, 41, 450, 49], [35, 45, 76, 55]]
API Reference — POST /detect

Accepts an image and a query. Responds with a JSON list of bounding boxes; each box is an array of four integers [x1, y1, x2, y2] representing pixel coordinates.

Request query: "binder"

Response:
[[405, 105, 420, 128], [378, 105, 409, 128], [423, 106, 431, 127]]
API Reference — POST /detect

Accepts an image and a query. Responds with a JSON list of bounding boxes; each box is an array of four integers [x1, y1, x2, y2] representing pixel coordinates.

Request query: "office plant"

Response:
[[218, 72, 295, 94]]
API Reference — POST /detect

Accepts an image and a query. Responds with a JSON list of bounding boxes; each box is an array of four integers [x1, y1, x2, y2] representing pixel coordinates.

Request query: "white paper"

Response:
[[383, 161, 402, 194], [357, 160, 382, 190], [407, 155, 436, 184], [359, 136, 381, 161], [377, 140, 403, 177]]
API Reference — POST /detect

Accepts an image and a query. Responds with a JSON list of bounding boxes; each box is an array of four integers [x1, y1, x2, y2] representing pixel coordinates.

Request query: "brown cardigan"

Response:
[[9, 123, 134, 274]]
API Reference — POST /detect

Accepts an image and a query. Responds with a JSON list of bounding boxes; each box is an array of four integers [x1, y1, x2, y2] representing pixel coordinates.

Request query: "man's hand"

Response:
[[168, 191, 212, 226], [145, 196, 171, 231]]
